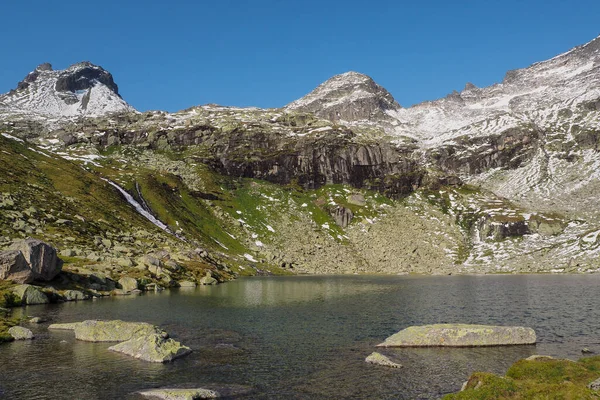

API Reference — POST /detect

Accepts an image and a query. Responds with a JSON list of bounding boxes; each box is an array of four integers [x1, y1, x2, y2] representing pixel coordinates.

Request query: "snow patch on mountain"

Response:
[[0, 62, 136, 119]]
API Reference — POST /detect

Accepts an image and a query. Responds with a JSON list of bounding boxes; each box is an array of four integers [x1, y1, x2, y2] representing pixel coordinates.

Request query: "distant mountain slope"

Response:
[[0, 62, 135, 119], [0, 35, 599, 275], [285, 71, 401, 129]]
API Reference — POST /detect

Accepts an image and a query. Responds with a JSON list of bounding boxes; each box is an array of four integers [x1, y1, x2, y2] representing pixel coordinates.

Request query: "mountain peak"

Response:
[[0, 61, 135, 118], [285, 71, 400, 124]]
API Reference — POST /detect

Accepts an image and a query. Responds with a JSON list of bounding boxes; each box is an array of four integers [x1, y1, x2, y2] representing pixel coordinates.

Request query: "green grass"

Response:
[[0, 281, 18, 343], [444, 356, 600, 399]]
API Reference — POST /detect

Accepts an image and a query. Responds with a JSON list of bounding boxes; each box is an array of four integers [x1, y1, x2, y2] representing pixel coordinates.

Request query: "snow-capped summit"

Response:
[[0, 62, 136, 119], [285, 71, 400, 125]]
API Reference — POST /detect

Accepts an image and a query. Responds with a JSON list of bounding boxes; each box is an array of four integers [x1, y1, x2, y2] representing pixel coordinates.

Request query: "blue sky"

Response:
[[1, 0, 598, 112]]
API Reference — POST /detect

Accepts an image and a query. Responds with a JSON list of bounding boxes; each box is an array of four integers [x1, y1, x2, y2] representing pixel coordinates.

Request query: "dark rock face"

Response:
[[55, 64, 120, 96], [8, 239, 63, 281], [0, 250, 32, 283], [429, 127, 538, 175], [90, 119, 425, 198], [210, 137, 424, 197]]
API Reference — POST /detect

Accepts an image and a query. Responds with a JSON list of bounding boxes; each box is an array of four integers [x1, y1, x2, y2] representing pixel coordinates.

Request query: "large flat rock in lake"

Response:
[[376, 324, 536, 347]]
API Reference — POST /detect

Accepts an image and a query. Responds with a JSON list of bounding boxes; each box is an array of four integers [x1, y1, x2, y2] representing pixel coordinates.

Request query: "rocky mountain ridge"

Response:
[[0, 34, 599, 278], [0, 62, 135, 120]]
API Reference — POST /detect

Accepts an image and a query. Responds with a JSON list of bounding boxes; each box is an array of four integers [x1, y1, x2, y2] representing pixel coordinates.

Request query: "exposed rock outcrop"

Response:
[[377, 324, 537, 347]]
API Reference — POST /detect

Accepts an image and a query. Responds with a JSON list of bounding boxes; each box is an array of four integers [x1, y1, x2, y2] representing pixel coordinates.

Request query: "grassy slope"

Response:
[[0, 135, 170, 250]]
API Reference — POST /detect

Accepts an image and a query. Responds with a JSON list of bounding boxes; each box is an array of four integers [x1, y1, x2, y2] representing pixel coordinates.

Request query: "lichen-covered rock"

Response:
[[376, 324, 536, 347], [62, 290, 88, 301], [8, 238, 63, 281], [177, 280, 196, 288], [48, 320, 162, 342], [365, 352, 402, 368], [118, 276, 139, 292], [0, 250, 32, 283], [108, 333, 192, 363], [137, 387, 220, 399], [11, 284, 49, 305], [8, 326, 34, 340]]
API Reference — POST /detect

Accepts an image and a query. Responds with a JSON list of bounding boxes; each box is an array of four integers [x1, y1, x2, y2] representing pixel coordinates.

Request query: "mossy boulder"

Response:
[[109, 333, 192, 363], [137, 387, 220, 399], [377, 324, 536, 347], [8, 326, 34, 340], [11, 284, 49, 305], [48, 320, 161, 342]]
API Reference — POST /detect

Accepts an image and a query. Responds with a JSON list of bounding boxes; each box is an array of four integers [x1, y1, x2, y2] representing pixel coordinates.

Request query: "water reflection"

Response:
[[2, 274, 600, 399], [175, 275, 400, 307]]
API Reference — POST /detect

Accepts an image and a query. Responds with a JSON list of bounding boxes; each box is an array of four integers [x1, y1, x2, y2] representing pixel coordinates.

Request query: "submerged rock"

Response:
[[376, 324, 536, 347], [137, 387, 220, 399], [109, 333, 191, 363], [365, 352, 402, 368], [48, 320, 161, 342], [8, 326, 34, 340]]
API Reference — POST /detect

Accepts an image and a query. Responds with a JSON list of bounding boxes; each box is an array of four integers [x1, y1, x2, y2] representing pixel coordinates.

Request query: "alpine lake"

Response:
[[1, 274, 599, 399]]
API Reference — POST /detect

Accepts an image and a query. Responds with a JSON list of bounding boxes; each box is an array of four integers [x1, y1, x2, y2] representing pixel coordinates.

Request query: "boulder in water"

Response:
[[377, 324, 536, 347], [8, 326, 34, 340], [48, 320, 161, 342], [109, 333, 192, 363], [137, 387, 220, 399], [118, 276, 139, 292], [365, 352, 402, 368]]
